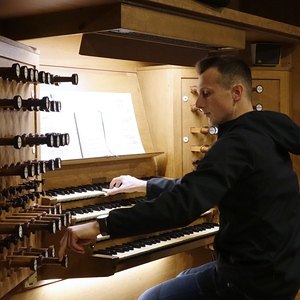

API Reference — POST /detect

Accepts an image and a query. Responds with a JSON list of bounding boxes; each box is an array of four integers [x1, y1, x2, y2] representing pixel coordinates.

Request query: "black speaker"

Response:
[[251, 43, 281, 66], [194, 0, 230, 8]]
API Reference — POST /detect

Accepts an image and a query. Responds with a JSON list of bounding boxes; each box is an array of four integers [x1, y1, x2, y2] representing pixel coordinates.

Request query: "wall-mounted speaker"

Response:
[[194, 0, 230, 8], [251, 43, 281, 66]]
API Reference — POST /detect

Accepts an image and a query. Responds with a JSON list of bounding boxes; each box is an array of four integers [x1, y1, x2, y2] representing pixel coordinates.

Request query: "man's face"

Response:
[[196, 67, 235, 126]]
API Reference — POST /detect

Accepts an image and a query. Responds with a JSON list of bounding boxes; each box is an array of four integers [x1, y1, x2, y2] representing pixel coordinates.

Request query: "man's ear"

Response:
[[232, 84, 243, 102]]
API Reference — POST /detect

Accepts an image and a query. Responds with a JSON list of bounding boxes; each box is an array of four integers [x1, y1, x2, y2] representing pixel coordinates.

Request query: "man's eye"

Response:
[[202, 91, 210, 98]]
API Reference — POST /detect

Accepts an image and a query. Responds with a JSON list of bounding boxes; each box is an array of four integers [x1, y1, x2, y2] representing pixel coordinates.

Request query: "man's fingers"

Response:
[[58, 228, 83, 261], [109, 178, 122, 188], [67, 230, 84, 253]]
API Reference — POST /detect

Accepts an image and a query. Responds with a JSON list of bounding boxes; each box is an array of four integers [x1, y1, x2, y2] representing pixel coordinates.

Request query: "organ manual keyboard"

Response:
[[93, 222, 219, 262], [36, 175, 219, 280], [40, 218, 219, 279], [44, 183, 108, 204], [67, 196, 146, 224], [42, 184, 148, 224]]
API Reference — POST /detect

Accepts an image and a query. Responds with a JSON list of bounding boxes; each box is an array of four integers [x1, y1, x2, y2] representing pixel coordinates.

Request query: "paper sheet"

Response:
[[39, 91, 145, 160]]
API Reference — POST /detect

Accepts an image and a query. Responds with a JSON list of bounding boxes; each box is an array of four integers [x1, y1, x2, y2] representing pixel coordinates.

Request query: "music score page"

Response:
[[39, 91, 145, 160]]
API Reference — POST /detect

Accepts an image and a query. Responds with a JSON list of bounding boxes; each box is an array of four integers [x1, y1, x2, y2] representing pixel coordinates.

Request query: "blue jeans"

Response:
[[138, 261, 254, 300]]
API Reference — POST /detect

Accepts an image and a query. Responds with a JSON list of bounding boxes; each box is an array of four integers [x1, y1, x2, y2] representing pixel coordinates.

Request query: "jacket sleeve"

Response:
[[146, 177, 181, 200], [107, 133, 255, 238]]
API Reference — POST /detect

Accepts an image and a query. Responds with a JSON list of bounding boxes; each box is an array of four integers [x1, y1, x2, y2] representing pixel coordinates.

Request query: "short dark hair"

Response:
[[196, 55, 253, 99]]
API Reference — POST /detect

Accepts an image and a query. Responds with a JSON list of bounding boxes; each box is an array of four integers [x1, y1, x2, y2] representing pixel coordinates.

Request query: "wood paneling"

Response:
[[137, 65, 216, 178], [251, 69, 291, 115]]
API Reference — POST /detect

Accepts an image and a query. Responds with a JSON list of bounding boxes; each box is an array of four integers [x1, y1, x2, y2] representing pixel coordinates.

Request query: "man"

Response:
[[59, 55, 300, 300]]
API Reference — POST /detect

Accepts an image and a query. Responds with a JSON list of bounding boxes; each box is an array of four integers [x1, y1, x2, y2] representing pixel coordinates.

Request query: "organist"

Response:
[[58, 56, 300, 300]]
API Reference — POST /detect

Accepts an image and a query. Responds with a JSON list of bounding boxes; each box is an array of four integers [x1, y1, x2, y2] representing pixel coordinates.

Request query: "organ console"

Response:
[[190, 103, 201, 112], [6, 198, 28, 210], [191, 145, 211, 153], [0, 133, 67, 150], [0, 135, 22, 149], [22, 133, 54, 147], [45, 73, 52, 85], [59, 133, 70, 146], [27, 68, 39, 83], [253, 84, 264, 93], [0, 38, 78, 299], [35, 177, 219, 282], [37, 71, 47, 84], [0, 36, 220, 300], [0, 96, 22, 110], [0, 63, 21, 80], [23, 160, 41, 175], [190, 85, 198, 95], [0, 96, 62, 112], [35, 71, 79, 85], [18, 246, 55, 257], [21, 96, 50, 111], [41, 157, 62, 171], [3, 253, 68, 270], [254, 103, 263, 111], [19, 66, 29, 83], [36, 254, 68, 268], [1, 257, 38, 271], [190, 125, 218, 135], [0, 223, 23, 238], [51, 73, 79, 85], [49, 100, 62, 112], [0, 164, 30, 179]]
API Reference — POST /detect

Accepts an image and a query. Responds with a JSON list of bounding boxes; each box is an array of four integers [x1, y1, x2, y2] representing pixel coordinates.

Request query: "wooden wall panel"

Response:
[[137, 65, 215, 178]]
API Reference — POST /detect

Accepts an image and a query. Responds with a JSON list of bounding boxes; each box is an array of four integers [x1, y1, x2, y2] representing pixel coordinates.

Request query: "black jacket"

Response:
[[108, 110, 300, 299]]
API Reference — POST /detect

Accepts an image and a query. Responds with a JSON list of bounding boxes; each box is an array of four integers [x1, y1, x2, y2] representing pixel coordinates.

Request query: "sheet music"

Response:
[[95, 94, 145, 156], [39, 91, 145, 160], [74, 110, 112, 158]]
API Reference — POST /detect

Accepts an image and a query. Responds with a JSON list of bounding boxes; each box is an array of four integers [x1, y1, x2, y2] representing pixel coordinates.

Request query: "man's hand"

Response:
[[104, 175, 147, 195], [58, 221, 100, 261]]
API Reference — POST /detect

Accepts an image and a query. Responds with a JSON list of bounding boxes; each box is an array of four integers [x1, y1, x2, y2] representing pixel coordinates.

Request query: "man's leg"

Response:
[[138, 261, 221, 300]]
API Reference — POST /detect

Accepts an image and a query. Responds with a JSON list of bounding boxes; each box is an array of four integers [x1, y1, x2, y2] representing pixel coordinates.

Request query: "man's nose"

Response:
[[195, 95, 204, 109]]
